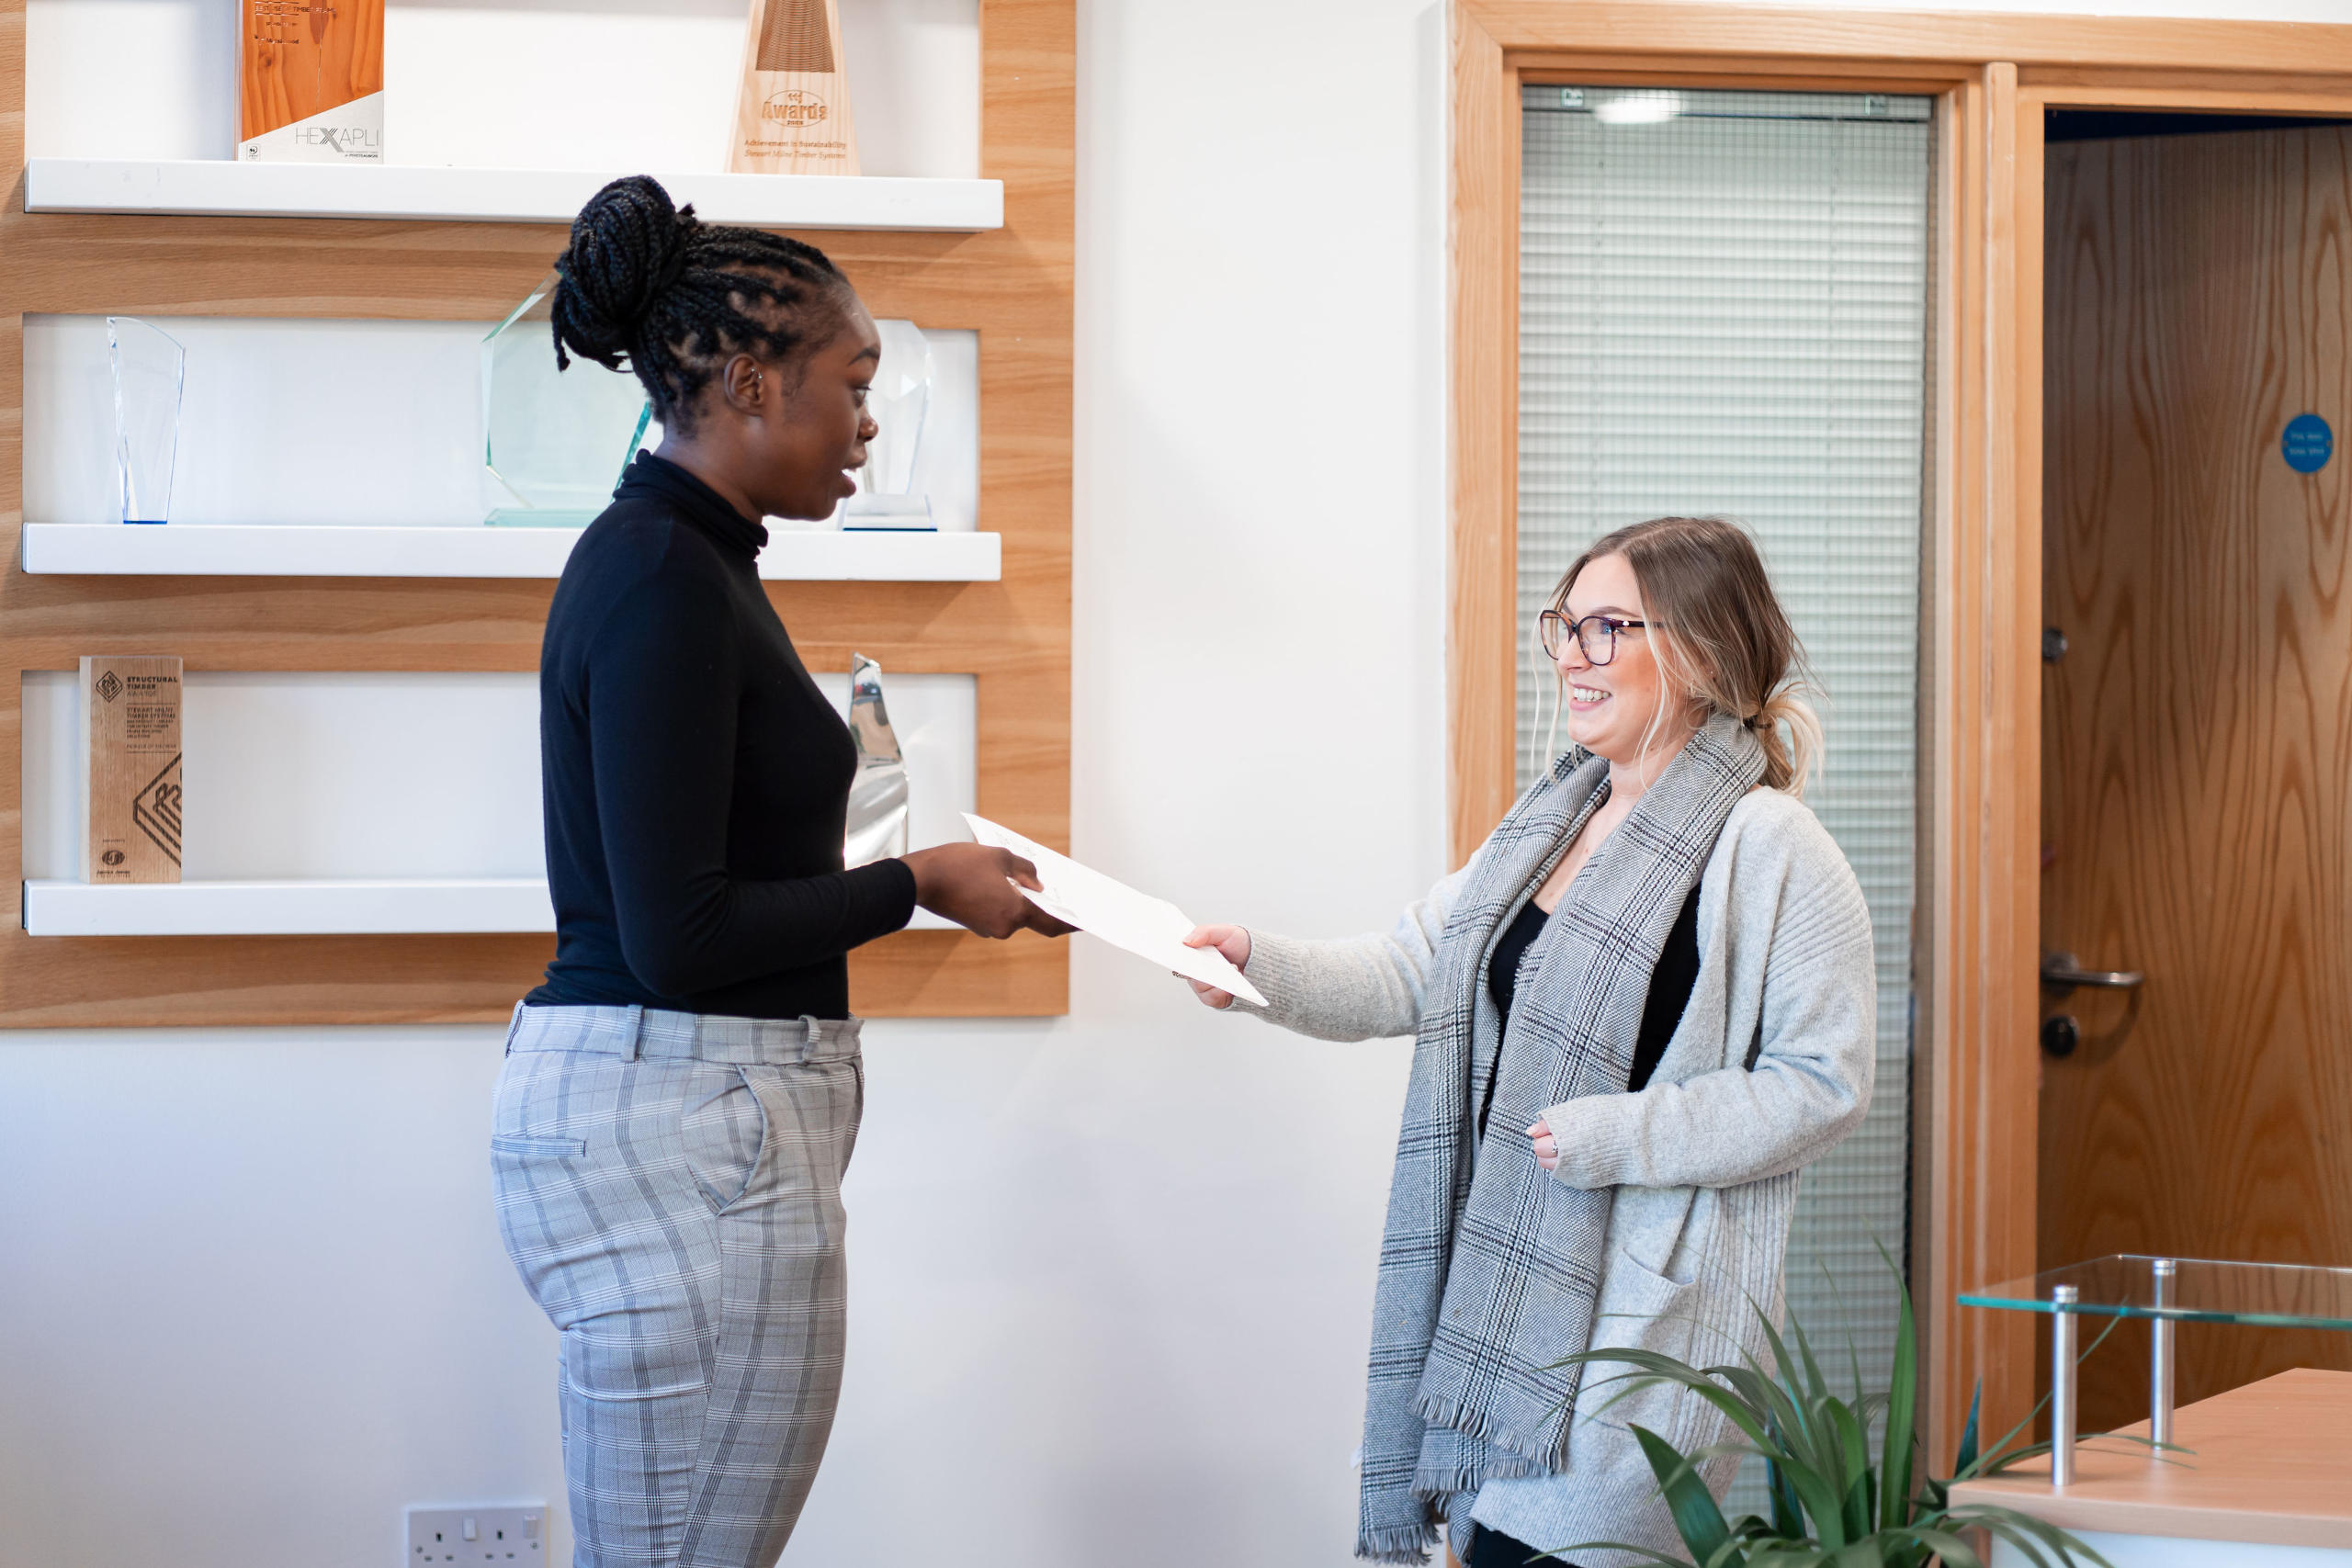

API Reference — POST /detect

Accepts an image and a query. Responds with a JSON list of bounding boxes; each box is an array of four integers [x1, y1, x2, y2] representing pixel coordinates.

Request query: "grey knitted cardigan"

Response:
[[1234, 783, 1876, 1565]]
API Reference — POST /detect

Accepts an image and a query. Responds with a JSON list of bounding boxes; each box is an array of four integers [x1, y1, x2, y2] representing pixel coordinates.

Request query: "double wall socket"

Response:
[[406, 1505, 547, 1564]]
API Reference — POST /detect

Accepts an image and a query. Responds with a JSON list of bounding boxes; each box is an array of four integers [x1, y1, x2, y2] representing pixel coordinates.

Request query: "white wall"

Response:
[[5, 2, 2342, 1566]]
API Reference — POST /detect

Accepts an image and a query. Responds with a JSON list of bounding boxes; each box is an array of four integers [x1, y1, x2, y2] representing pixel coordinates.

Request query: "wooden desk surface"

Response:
[[1947, 1368, 2352, 1548]]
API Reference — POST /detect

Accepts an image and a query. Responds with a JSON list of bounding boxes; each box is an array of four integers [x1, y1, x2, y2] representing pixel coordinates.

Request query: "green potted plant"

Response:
[[1543, 1253, 2121, 1568]]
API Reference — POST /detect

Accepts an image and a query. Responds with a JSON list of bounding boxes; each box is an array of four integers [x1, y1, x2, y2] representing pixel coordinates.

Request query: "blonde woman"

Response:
[[1184, 517, 1876, 1566]]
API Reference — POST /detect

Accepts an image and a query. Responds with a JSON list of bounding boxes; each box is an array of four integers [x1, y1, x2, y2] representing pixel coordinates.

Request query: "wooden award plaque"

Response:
[[729, 0, 860, 175], [81, 656, 184, 886], [238, 0, 386, 163]]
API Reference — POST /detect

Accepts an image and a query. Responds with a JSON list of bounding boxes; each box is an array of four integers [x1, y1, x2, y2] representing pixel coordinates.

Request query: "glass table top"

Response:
[[1959, 1255, 2352, 1330]]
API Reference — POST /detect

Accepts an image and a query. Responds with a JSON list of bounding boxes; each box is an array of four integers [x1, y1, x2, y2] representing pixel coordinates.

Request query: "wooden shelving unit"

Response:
[[0, 0, 1073, 1027]]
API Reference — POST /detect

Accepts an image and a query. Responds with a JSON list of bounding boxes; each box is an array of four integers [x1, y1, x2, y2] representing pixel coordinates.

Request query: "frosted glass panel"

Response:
[[1517, 85, 1930, 1492]]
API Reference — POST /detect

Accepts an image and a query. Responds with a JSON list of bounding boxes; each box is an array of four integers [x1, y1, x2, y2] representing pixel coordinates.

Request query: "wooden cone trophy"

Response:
[[729, 0, 860, 175]]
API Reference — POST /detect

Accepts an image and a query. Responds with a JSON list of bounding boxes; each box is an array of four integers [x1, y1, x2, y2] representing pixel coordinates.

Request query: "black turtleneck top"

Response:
[[526, 451, 918, 1020]]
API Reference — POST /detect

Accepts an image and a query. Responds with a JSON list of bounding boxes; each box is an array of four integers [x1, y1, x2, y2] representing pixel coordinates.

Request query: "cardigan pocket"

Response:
[[1582, 1247, 1707, 1450], [1581, 1187, 1707, 1451]]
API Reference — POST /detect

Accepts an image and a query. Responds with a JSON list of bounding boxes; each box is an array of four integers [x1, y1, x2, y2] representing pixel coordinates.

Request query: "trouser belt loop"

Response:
[[622, 1005, 646, 1063], [797, 1014, 821, 1066], [503, 1000, 526, 1058]]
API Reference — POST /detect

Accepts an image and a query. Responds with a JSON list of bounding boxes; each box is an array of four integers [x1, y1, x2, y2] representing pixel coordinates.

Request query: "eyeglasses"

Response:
[[1539, 609, 1648, 665]]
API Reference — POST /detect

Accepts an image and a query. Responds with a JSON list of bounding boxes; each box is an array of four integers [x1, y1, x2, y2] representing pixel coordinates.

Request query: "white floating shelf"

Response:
[[24, 878, 554, 936], [19, 524, 1001, 582], [24, 159, 1003, 231], [23, 878, 957, 937]]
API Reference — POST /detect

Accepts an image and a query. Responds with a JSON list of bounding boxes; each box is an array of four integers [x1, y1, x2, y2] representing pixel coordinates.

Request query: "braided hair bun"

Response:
[[548, 175, 854, 432], [551, 175, 698, 373]]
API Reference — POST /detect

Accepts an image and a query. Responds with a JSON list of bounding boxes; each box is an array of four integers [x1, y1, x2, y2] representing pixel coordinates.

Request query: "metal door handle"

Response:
[[2041, 952, 2144, 993]]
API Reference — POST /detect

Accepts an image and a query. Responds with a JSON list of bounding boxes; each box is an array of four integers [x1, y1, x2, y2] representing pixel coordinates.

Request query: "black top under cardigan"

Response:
[[526, 452, 918, 1020], [1485, 880, 1702, 1112]]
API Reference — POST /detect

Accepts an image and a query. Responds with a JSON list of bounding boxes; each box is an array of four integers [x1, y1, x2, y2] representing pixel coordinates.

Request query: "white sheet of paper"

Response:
[[962, 813, 1268, 1007]]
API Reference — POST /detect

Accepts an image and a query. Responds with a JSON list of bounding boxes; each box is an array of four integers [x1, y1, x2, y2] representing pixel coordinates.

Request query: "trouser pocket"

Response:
[[681, 1067, 766, 1213]]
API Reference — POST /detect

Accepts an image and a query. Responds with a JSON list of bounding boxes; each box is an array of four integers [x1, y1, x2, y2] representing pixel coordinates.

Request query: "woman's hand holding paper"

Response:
[[1181, 925, 1253, 1009]]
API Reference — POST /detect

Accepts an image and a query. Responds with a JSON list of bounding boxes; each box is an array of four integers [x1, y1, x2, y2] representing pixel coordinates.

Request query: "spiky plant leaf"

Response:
[[1951, 1506, 2118, 1568], [1536, 1251, 2120, 1568], [1532, 1542, 1693, 1568], [1748, 1311, 1849, 1493], [1550, 1348, 1780, 1457], [1766, 1429, 1804, 1540], [1892, 1526, 1979, 1568], [1632, 1423, 1741, 1566], [1876, 1241, 1917, 1530], [1826, 1398, 1872, 1539], [1787, 1312, 1832, 1404], [1953, 1382, 1982, 1477], [1820, 1261, 1870, 1412]]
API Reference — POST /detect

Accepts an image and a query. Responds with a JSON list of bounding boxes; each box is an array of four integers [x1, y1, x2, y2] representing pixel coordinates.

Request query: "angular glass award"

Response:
[[843, 319, 937, 530], [108, 317, 185, 525], [483, 271, 654, 526], [842, 655, 910, 866]]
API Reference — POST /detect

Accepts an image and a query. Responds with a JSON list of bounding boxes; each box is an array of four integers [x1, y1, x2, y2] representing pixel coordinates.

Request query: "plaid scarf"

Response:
[[1358, 715, 1764, 1562]]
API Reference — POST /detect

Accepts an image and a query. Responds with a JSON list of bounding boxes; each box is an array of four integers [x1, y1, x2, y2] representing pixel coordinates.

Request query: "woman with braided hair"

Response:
[[490, 175, 1067, 1567]]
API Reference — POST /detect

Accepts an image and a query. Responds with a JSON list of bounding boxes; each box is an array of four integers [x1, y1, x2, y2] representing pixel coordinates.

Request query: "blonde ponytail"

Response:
[[1752, 687, 1824, 798]]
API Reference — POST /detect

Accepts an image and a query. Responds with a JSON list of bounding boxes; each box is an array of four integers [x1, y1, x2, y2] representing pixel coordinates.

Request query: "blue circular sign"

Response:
[[2285, 412, 2334, 473]]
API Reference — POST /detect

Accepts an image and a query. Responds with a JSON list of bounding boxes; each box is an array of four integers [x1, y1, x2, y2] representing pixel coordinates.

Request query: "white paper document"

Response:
[[962, 813, 1268, 1007]]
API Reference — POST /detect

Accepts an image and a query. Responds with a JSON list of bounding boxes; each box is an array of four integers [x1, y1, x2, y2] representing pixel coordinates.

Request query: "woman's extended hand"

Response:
[[1181, 924, 1252, 1009], [1527, 1116, 1560, 1172], [902, 845, 1077, 940]]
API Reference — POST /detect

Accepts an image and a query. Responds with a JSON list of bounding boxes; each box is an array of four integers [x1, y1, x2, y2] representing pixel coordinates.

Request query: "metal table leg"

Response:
[[2052, 1284, 2079, 1487], [2150, 1258, 2176, 1450]]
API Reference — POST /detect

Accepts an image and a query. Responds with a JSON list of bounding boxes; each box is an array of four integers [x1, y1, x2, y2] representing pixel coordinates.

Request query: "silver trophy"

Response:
[[843, 654, 910, 866]]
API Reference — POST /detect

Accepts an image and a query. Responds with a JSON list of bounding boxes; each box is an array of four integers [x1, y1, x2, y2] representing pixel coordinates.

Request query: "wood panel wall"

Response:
[[0, 0, 1073, 1025], [2041, 124, 2352, 1434]]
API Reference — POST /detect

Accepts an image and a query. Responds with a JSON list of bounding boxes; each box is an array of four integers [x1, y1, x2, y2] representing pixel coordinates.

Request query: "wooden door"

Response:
[[2042, 123, 2352, 1435]]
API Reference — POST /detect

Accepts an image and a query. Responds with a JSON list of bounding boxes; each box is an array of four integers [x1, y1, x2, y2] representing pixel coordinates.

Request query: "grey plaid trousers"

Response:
[[492, 1003, 864, 1568]]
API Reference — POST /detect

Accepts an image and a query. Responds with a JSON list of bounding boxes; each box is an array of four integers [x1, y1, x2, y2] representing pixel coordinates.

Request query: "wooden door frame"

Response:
[[1449, 0, 2352, 1470]]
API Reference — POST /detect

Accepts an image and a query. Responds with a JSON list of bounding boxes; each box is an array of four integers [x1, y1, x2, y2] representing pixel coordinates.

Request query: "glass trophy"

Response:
[[843, 319, 937, 530], [108, 317, 185, 525], [482, 270, 653, 526], [842, 655, 909, 866]]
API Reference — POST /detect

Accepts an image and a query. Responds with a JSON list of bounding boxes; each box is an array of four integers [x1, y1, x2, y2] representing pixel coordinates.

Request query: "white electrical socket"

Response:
[[406, 1505, 548, 1565]]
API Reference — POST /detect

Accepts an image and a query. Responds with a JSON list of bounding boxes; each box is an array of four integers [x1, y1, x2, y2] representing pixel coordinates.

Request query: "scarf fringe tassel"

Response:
[[1409, 1389, 1567, 1480], [1356, 1523, 1442, 1564]]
